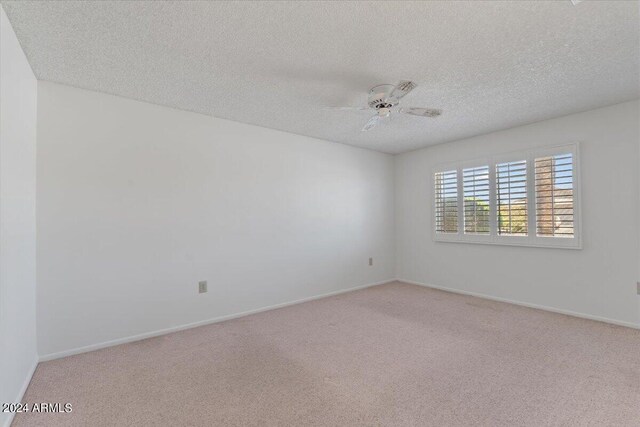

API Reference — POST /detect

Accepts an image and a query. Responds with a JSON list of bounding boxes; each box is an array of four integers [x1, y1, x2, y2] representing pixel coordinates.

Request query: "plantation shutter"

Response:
[[462, 166, 490, 234], [535, 153, 574, 237], [496, 160, 528, 236], [434, 170, 458, 233]]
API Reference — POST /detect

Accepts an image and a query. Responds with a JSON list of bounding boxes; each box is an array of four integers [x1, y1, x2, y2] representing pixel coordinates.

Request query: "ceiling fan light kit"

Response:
[[328, 80, 442, 131]]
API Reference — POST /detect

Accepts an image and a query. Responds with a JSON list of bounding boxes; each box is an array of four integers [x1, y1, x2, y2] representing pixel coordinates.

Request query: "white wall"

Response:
[[36, 81, 395, 358], [0, 6, 38, 427], [396, 100, 640, 328]]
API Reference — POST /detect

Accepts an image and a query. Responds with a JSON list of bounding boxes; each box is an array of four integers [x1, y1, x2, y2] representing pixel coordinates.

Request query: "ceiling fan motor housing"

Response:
[[368, 84, 399, 110]]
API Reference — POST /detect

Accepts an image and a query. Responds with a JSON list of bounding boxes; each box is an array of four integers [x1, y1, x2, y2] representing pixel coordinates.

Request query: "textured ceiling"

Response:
[[2, 1, 639, 154]]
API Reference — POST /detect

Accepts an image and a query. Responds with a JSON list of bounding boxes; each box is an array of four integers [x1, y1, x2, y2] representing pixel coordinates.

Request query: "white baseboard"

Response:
[[3, 357, 38, 427], [399, 279, 640, 330], [39, 279, 396, 362], [40, 277, 636, 363]]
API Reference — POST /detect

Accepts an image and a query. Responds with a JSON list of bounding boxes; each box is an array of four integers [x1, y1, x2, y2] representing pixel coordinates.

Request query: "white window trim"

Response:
[[432, 143, 582, 249]]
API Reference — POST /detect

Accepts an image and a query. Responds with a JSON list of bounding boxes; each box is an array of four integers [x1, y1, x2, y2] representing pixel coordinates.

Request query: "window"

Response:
[[463, 166, 490, 234], [434, 170, 458, 233], [433, 144, 580, 248], [535, 153, 574, 238], [496, 160, 527, 236]]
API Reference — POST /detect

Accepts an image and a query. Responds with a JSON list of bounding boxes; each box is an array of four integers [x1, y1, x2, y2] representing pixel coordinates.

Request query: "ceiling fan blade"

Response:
[[390, 80, 417, 99], [399, 107, 442, 118], [362, 114, 381, 131], [324, 106, 369, 111]]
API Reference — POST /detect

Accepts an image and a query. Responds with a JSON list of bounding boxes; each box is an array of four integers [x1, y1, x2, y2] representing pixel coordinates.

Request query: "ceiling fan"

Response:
[[326, 80, 442, 131]]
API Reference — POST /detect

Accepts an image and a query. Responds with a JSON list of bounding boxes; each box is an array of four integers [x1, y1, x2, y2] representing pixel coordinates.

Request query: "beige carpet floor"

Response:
[[14, 282, 640, 426]]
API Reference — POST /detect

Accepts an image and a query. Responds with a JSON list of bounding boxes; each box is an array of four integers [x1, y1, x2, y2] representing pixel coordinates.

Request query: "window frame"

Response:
[[432, 143, 582, 249]]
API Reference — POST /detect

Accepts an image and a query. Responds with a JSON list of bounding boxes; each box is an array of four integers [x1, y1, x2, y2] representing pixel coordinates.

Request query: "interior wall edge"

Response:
[[1, 357, 38, 427], [0, 5, 38, 427]]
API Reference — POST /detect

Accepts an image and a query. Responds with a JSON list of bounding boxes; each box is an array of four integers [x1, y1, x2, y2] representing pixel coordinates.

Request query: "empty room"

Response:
[[1, 1, 639, 426]]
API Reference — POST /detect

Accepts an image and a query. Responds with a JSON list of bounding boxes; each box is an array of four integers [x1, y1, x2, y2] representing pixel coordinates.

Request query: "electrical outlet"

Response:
[[199, 281, 207, 294], [368, 257, 373, 266]]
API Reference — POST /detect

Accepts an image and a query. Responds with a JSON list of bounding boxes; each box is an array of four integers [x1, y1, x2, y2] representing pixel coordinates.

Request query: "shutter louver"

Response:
[[434, 170, 458, 233], [496, 160, 528, 236], [463, 166, 490, 234], [535, 153, 574, 238]]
